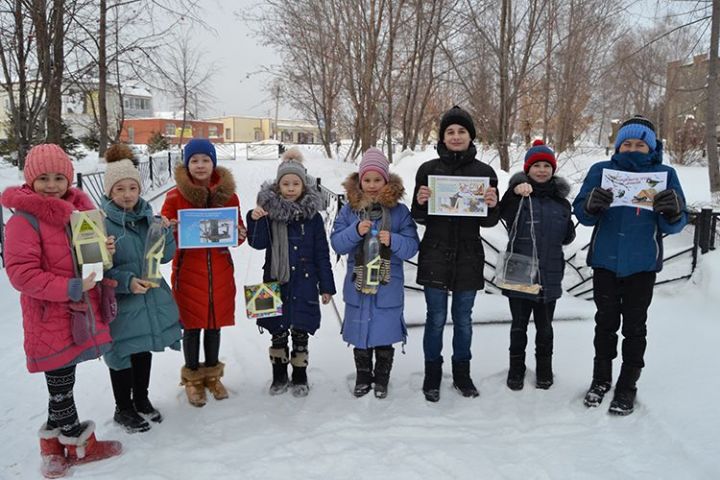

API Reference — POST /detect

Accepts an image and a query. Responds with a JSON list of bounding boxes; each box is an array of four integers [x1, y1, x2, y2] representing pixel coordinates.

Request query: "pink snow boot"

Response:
[[39, 424, 69, 478], [59, 421, 122, 466]]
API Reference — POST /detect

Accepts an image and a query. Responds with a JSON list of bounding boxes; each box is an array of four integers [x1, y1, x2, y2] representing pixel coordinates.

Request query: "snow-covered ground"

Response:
[[0, 147, 718, 479]]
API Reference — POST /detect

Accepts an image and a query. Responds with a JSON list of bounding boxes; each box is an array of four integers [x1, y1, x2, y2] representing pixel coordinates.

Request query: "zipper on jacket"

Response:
[[207, 249, 216, 329]]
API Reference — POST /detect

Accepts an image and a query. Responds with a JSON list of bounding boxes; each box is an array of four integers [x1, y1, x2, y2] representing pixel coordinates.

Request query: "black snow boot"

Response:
[[114, 407, 151, 433], [422, 358, 443, 402], [373, 346, 394, 399], [452, 360, 479, 398], [583, 358, 612, 408], [269, 347, 290, 396], [535, 354, 553, 390], [134, 397, 163, 423], [608, 365, 641, 416], [506, 354, 526, 391], [353, 348, 373, 397]]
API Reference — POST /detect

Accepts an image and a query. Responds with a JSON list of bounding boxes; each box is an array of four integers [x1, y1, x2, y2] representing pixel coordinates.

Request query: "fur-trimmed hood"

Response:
[[256, 175, 323, 222], [508, 171, 571, 199], [174, 164, 236, 207], [1, 185, 95, 226], [343, 172, 405, 211]]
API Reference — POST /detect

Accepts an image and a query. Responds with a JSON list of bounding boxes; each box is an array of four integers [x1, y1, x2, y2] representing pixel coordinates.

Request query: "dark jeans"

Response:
[[423, 287, 477, 362], [508, 298, 556, 357], [592, 268, 655, 369]]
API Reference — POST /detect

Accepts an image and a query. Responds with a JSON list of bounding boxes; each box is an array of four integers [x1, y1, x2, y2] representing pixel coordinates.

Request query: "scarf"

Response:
[[270, 219, 291, 284], [353, 202, 392, 294]]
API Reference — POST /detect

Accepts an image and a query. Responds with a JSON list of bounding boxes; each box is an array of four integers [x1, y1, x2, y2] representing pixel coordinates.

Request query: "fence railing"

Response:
[[316, 188, 720, 297]]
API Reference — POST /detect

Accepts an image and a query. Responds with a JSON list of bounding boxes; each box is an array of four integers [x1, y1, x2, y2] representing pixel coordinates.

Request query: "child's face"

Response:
[[443, 124, 471, 152], [278, 174, 304, 201], [528, 161, 553, 183], [188, 154, 214, 183], [619, 139, 650, 154], [360, 171, 387, 197], [32, 173, 69, 198], [110, 179, 141, 211]]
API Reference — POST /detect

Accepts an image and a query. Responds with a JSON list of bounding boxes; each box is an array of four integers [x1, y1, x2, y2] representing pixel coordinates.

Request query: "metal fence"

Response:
[[315, 187, 720, 297]]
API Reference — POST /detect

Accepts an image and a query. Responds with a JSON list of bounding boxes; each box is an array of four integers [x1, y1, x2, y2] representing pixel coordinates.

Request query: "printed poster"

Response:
[[178, 207, 239, 249], [600, 169, 667, 211], [428, 175, 490, 217]]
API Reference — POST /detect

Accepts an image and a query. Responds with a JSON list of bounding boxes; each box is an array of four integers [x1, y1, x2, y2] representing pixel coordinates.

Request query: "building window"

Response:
[[281, 130, 293, 143], [124, 97, 151, 111], [165, 123, 176, 136], [254, 129, 263, 141], [128, 127, 135, 144], [209, 126, 218, 138], [225, 128, 232, 140]]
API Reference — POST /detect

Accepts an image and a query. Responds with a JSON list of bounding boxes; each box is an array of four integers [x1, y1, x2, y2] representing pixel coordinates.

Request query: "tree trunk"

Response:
[[497, 0, 512, 171], [707, 0, 720, 195], [98, 0, 109, 157], [45, 0, 64, 144]]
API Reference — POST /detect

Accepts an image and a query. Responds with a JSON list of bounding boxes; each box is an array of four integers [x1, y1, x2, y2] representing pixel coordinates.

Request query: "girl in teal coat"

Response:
[[101, 144, 181, 433]]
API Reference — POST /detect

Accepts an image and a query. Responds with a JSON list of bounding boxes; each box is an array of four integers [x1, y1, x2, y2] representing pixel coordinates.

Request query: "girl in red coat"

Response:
[[1, 144, 121, 478], [161, 139, 246, 407]]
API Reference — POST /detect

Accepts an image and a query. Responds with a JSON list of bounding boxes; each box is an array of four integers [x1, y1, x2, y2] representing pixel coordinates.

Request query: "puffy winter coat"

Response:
[[161, 165, 245, 329], [499, 172, 575, 302], [245, 179, 336, 335], [411, 143, 500, 291], [101, 196, 182, 370], [331, 173, 419, 348], [572, 148, 688, 277], [1, 185, 112, 373]]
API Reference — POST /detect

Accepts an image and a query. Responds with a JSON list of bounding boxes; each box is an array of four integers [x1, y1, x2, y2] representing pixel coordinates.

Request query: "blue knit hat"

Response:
[[614, 115, 657, 152], [184, 138, 217, 167]]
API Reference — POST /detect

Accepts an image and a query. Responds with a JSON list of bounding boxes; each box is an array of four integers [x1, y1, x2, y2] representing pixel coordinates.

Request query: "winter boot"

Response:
[[113, 407, 150, 434], [608, 365, 641, 416], [373, 347, 394, 399], [180, 366, 207, 407], [452, 360, 479, 398], [204, 362, 229, 400], [583, 359, 612, 408], [269, 347, 290, 396], [353, 348, 373, 397], [290, 332, 310, 397], [535, 354, 553, 390], [60, 421, 122, 466], [133, 397, 163, 423], [39, 424, 69, 478], [422, 358, 443, 402], [506, 354, 526, 391]]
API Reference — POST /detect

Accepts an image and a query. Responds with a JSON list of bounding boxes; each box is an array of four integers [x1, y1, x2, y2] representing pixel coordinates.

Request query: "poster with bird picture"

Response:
[[601, 169, 667, 210]]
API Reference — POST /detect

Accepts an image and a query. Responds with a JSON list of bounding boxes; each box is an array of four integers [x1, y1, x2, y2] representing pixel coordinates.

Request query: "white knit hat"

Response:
[[103, 144, 141, 195]]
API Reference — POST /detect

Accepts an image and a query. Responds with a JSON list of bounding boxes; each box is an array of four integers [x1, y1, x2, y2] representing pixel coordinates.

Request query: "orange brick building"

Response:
[[120, 118, 224, 146]]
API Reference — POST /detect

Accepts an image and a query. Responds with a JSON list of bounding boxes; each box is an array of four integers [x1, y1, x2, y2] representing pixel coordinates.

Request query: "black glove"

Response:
[[653, 189, 684, 223], [584, 187, 613, 215]]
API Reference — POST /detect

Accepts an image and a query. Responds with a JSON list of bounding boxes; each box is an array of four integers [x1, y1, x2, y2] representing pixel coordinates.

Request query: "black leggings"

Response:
[[45, 365, 82, 437], [183, 328, 220, 370], [109, 352, 153, 410]]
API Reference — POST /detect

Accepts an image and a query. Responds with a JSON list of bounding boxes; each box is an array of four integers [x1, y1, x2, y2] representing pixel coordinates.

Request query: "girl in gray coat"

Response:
[[102, 144, 182, 433]]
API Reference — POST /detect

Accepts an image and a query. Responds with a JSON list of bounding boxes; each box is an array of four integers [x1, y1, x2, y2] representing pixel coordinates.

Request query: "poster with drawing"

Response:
[[600, 169, 667, 211], [428, 175, 489, 217], [178, 207, 239, 249]]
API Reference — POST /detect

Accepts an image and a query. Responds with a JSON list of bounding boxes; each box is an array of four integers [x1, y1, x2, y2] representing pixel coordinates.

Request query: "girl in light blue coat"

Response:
[[331, 148, 419, 399], [101, 144, 181, 433]]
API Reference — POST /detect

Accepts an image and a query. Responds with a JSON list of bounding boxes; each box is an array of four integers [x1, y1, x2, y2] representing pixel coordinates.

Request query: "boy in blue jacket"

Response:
[[573, 115, 687, 415]]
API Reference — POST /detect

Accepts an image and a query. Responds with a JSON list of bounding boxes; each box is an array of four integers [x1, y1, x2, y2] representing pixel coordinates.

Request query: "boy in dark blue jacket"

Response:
[[573, 115, 687, 415]]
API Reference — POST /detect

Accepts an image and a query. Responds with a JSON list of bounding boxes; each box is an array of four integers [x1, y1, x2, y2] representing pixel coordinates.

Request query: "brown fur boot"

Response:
[[204, 362, 229, 400], [180, 366, 207, 407]]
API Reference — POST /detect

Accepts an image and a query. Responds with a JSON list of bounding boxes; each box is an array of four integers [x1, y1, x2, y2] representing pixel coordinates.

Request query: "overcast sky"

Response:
[[154, 0, 282, 119]]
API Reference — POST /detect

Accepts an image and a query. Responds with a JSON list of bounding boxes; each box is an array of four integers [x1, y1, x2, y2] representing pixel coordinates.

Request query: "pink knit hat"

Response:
[[24, 144, 74, 186], [358, 147, 389, 182]]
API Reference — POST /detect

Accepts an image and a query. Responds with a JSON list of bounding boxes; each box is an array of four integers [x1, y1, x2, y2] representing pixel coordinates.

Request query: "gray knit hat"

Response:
[[104, 144, 142, 195], [276, 147, 307, 186]]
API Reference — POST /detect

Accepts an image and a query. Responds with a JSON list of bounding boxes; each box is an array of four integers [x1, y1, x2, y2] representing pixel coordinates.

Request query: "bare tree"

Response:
[[706, 0, 720, 196]]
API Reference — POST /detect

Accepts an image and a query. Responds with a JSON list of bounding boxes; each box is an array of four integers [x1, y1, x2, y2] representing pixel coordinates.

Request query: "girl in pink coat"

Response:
[[1, 144, 122, 478]]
